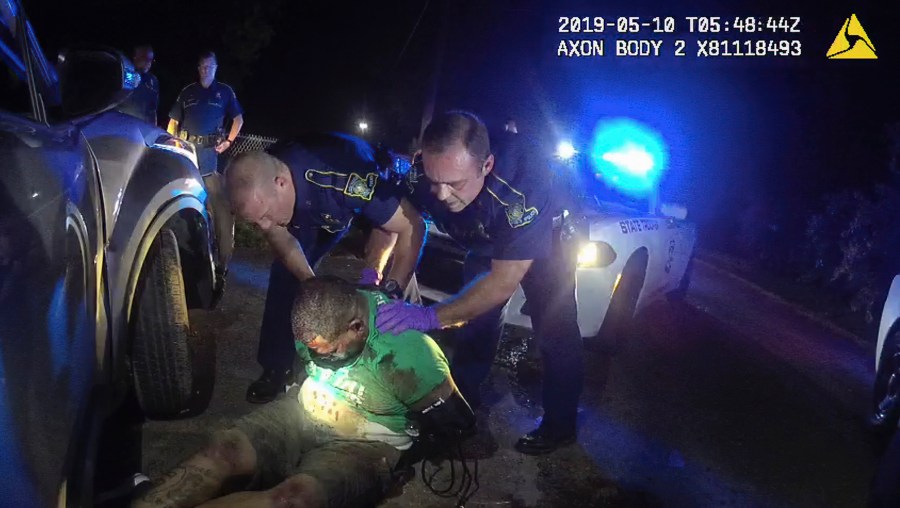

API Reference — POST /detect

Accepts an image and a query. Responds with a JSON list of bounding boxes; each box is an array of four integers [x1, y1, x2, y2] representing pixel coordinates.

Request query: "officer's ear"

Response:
[[481, 154, 495, 177]]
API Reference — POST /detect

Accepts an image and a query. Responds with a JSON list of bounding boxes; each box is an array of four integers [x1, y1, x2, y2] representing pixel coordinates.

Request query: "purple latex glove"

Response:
[[359, 267, 381, 286], [376, 301, 441, 335]]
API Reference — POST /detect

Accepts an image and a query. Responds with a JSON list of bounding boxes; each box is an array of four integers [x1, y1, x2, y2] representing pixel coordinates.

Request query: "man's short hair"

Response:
[[133, 44, 153, 55], [198, 51, 217, 64], [291, 277, 368, 344], [422, 111, 491, 162]]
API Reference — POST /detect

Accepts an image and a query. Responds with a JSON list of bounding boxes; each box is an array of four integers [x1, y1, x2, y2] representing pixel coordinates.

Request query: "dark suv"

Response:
[[0, 1, 224, 505]]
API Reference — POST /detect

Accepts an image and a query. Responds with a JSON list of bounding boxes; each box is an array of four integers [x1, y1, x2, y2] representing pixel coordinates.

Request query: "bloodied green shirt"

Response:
[[294, 290, 451, 450]]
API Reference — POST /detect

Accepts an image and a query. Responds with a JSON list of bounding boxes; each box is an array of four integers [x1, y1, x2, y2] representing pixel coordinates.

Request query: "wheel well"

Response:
[[618, 248, 649, 310], [162, 209, 215, 310]]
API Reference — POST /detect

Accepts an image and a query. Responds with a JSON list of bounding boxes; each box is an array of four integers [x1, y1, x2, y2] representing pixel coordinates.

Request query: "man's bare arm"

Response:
[[263, 226, 315, 281], [435, 258, 532, 328], [372, 198, 425, 288], [167, 119, 179, 136]]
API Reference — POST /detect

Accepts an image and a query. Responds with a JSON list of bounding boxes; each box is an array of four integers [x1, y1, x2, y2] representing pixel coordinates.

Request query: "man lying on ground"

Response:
[[132, 277, 475, 508]]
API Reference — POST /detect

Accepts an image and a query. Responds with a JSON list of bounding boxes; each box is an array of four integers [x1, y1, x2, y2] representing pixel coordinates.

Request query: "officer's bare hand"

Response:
[[214, 140, 232, 153]]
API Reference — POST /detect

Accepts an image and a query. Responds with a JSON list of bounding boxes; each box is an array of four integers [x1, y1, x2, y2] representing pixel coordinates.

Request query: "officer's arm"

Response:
[[166, 119, 179, 136], [263, 226, 315, 281], [364, 228, 397, 278], [372, 198, 425, 288], [435, 258, 532, 327], [226, 114, 244, 143]]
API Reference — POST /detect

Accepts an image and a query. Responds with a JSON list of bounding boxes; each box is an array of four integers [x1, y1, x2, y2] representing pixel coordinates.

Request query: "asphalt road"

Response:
[[142, 247, 880, 508]]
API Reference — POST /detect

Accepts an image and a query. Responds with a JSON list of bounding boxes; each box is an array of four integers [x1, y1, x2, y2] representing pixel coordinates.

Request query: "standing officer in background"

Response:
[[117, 45, 158, 124], [375, 111, 583, 455], [224, 132, 425, 404], [167, 51, 244, 268]]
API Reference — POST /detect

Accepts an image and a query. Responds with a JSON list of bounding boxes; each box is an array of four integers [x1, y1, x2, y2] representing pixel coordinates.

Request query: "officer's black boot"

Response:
[[246, 368, 293, 404], [514, 425, 576, 455]]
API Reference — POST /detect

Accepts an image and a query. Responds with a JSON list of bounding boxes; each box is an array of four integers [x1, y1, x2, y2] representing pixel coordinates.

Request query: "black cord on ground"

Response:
[[420, 441, 480, 507]]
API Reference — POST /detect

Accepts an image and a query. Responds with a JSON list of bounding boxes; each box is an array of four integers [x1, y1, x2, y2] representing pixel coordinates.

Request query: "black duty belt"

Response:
[[184, 133, 219, 146]]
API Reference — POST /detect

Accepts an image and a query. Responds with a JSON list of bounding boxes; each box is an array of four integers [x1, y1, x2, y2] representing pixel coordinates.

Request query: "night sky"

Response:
[[24, 0, 900, 235]]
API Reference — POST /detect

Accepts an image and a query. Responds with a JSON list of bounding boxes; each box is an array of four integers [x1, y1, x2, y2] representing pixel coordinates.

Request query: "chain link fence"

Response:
[[218, 133, 279, 166]]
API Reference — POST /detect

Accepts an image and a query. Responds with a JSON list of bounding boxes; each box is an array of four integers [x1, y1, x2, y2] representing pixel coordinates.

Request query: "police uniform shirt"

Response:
[[406, 135, 556, 260], [168, 81, 242, 136], [268, 133, 401, 234], [118, 71, 158, 124]]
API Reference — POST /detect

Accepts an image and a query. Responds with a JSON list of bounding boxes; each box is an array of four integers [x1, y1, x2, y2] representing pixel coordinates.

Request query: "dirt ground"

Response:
[[142, 244, 879, 507]]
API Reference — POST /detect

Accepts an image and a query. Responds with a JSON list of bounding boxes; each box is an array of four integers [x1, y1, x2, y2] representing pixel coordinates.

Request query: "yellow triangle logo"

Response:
[[827, 14, 877, 59]]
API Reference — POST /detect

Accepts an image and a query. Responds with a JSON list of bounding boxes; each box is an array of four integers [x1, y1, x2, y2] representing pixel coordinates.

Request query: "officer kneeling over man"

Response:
[[225, 133, 425, 404], [376, 111, 583, 455], [132, 277, 474, 508]]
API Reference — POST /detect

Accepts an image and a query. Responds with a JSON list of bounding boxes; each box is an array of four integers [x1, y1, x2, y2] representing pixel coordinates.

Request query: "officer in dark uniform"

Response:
[[375, 111, 583, 455], [117, 45, 159, 124], [167, 51, 244, 269], [167, 51, 244, 173], [224, 132, 426, 403]]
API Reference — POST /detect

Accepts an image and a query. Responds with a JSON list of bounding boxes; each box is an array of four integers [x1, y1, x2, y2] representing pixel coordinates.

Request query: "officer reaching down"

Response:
[[376, 111, 584, 455], [225, 133, 426, 403], [132, 277, 474, 508]]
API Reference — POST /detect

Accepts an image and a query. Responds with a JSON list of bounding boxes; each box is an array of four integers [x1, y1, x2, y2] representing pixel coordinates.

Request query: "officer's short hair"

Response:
[[422, 111, 491, 162], [224, 151, 284, 201], [198, 51, 217, 64], [291, 277, 367, 344]]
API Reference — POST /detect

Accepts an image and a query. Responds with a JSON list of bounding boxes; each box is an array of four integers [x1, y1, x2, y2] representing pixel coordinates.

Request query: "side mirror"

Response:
[[57, 47, 139, 118]]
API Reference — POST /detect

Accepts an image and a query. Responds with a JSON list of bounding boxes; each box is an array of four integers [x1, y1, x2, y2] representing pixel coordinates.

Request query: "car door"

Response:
[[0, 3, 102, 506]]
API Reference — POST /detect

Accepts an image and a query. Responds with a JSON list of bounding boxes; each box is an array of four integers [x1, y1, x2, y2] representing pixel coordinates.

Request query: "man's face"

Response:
[[198, 57, 217, 83], [231, 172, 294, 231], [133, 48, 154, 73], [422, 141, 493, 213], [302, 321, 367, 366]]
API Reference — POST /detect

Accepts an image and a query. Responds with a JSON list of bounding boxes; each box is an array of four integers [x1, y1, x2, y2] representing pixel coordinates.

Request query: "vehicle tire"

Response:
[[131, 229, 215, 419], [590, 254, 647, 355], [872, 324, 900, 439], [667, 254, 695, 301]]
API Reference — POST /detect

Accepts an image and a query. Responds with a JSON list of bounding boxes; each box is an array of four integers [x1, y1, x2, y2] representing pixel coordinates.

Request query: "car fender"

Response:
[[104, 148, 213, 387], [876, 275, 900, 371]]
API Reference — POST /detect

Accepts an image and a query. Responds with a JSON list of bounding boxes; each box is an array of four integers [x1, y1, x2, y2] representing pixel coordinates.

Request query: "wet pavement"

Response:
[[142, 246, 880, 507]]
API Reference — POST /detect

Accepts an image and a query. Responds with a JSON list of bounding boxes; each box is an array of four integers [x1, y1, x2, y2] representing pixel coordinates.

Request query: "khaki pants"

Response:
[[202, 173, 234, 268]]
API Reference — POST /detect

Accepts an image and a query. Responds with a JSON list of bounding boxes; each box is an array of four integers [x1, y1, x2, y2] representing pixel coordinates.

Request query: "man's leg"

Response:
[[449, 253, 510, 409], [515, 234, 583, 454], [132, 429, 257, 508], [196, 475, 325, 508]]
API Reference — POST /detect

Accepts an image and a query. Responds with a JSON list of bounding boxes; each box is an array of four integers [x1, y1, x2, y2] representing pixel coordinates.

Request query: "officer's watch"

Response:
[[381, 279, 403, 299]]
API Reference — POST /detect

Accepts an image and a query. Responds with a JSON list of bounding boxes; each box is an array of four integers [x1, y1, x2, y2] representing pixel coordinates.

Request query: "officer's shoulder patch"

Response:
[[304, 169, 378, 201], [505, 202, 539, 228], [485, 174, 539, 228], [344, 172, 378, 201]]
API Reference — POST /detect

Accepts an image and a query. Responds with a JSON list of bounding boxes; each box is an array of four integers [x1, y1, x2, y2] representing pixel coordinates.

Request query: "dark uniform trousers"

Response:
[[257, 227, 343, 372], [452, 229, 584, 433]]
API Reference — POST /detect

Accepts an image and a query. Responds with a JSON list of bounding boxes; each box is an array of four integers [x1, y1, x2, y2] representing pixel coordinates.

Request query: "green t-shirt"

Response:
[[294, 290, 450, 450]]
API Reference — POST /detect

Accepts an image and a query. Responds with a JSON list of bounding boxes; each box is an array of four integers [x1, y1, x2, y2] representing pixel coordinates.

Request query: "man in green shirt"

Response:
[[133, 278, 474, 508]]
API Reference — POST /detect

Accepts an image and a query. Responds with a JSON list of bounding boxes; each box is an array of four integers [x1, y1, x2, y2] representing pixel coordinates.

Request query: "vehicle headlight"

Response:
[[577, 241, 616, 268]]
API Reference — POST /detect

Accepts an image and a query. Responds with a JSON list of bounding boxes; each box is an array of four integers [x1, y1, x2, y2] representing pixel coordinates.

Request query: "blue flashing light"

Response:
[[589, 118, 668, 197], [556, 140, 577, 160]]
